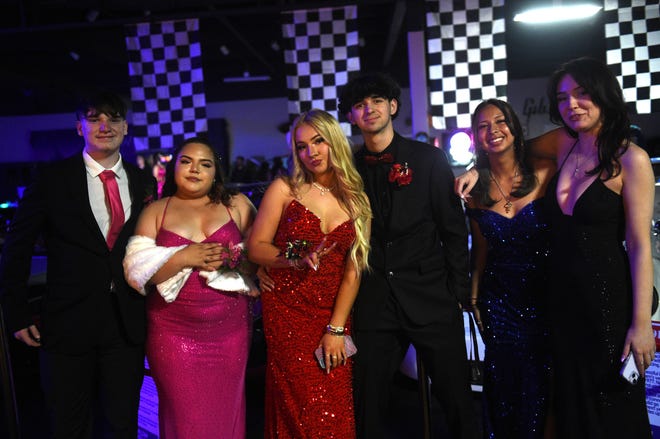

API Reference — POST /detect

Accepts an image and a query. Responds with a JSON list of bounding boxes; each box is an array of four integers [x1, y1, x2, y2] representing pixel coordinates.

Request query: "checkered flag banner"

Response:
[[125, 19, 208, 151], [604, 0, 660, 115], [281, 5, 361, 136], [425, 0, 508, 130]]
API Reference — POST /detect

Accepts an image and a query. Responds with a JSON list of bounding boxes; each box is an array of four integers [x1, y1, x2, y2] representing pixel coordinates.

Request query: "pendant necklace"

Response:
[[573, 150, 581, 176], [567, 139, 581, 177], [489, 169, 517, 214], [312, 181, 334, 196]]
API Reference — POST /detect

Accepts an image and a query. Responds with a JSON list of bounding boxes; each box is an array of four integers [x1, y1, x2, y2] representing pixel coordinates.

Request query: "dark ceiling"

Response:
[[0, 0, 604, 117]]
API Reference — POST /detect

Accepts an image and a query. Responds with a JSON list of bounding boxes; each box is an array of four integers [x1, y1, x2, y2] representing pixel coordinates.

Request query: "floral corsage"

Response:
[[218, 242, 248, 272], [279, 239, 311, 270], [198, 242, 259, 297], [388, 162, 413, 187]]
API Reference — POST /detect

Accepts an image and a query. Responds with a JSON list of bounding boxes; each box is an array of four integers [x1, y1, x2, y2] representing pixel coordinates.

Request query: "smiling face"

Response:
[[556, 73, 602, 136], [77, 110, 127, 161], [475, 104, 515, 157], [346, 95, 398, 136], [173, 142, 216, 198], [294, 122, 332, 178]]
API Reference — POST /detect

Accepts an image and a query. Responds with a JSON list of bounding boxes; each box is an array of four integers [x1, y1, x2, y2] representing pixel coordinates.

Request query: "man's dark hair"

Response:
[[338, 72, 401, 119], [75, 90, 128, 121]]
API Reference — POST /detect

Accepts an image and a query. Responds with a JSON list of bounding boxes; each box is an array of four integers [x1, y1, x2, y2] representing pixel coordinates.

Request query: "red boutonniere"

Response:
[[388, 162, 413, 187]]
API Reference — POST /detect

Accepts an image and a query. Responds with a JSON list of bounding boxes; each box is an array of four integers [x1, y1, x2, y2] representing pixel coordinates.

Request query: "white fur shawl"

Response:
[[123, 235, 258, 303]]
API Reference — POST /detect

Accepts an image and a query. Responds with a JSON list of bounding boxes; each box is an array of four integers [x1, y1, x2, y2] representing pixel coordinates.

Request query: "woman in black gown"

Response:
[[544, 57, 655, 438], [465, 99, 555, 438]]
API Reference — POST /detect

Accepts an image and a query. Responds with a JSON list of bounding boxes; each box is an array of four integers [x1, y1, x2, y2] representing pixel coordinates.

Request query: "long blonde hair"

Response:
[[288, 109, 371, 272]]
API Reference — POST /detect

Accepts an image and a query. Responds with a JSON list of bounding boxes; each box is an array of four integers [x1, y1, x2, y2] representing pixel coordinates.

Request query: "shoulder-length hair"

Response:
[[162, 136, 237, 206], [470, 99, 537, 206], [547, 57, 631, 179], [288, 109, 371, 272]]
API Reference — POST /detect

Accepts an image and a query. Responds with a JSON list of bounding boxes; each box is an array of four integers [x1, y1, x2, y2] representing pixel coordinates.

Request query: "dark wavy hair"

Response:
[[162, 136, 236, 206], [547, 57, 631, 179], [471, 99, 537, 207], [337, 72, 401, 119]]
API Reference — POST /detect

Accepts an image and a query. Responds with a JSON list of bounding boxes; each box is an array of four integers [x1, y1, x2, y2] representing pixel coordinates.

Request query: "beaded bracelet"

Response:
[[326, 324, 345, 336]]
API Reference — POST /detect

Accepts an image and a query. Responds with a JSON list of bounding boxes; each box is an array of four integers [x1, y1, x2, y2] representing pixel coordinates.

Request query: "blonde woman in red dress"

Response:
[[248, 109, 371, 438]]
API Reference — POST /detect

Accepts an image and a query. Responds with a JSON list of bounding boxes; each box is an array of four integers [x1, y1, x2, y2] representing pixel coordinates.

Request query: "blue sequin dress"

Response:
[[466, 199, 551, 439], [546, 170, 651, 438]]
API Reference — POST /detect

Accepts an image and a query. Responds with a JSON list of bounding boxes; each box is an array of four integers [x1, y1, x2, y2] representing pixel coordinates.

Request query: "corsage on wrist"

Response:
[[279, 239, 310, 270]]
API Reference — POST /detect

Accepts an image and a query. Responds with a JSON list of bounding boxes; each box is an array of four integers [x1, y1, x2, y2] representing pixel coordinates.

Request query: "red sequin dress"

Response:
[[146, 206, 251, 439], [262, 199, 356, 439]]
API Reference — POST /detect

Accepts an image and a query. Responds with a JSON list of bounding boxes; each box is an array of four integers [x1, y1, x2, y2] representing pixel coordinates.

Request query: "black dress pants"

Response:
[[353, 295, 478, 439]]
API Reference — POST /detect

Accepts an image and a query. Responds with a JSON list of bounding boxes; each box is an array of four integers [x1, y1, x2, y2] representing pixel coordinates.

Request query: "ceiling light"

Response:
[[514, 4, 602, 24], [220, 45, 230, 56]]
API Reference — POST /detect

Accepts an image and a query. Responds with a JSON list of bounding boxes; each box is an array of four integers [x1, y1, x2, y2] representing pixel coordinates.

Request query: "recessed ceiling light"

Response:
[[514, 4, 602, 24]]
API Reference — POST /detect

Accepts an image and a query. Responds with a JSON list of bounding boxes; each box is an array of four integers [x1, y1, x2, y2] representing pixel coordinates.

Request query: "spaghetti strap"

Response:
[[557, 139, 579, 171], [225, 205, 234, 221], [160, 197, 173, 231]]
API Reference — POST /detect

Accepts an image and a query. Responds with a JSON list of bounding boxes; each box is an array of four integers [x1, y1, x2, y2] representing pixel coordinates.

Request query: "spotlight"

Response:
[[444, 130, 473, 166], [69, 51, 80, 61]]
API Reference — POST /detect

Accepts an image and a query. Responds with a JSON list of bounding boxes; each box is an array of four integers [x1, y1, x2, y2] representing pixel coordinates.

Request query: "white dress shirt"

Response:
[[83, 151, 132, 239]]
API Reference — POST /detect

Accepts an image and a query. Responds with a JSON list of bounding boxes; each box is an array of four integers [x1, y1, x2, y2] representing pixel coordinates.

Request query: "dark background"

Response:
[[0, 0, 605, 117]]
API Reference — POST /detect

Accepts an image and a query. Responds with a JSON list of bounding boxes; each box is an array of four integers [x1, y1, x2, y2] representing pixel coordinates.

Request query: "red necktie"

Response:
[[99, 170, 125, 250]]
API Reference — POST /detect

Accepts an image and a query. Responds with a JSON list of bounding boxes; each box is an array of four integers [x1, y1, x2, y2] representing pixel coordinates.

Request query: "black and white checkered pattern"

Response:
[[425, 0, 508, 130], [281, 6, 361, 136], [605, 0, 660, 115], [125, 19, 208, 151]]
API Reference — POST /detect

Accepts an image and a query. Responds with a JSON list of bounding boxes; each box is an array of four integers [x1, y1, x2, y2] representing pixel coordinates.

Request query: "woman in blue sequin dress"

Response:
[[464, 99, 555, 438]]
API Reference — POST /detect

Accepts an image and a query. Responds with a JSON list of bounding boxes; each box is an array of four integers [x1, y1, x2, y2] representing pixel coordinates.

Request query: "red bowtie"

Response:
[[364, 153, 394, 165]]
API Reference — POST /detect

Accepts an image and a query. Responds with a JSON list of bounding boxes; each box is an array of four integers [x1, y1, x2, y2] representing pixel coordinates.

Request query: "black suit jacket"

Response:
[[354, 133, 469, 329], [0, 154, 156, 354]]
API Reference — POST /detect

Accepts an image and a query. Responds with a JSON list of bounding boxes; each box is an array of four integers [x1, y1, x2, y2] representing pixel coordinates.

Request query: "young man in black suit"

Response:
[[339, 73, 478, 439], [0, 91, 156, 438]]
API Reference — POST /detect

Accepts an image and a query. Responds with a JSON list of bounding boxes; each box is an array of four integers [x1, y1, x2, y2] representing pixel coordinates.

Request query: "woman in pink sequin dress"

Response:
[[248, 110, 372, 438], [130, 137, 257, 438]]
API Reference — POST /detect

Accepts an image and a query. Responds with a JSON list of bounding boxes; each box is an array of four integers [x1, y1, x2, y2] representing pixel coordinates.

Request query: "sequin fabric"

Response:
[[466, 199, 551, 439], [262, 199, 356, 439], [546, 174, 651, 438], [146, 220, 251, 439]]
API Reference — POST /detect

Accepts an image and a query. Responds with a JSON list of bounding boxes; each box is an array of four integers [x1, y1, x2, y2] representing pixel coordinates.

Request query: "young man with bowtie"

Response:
[[339, 73, 477, 439]]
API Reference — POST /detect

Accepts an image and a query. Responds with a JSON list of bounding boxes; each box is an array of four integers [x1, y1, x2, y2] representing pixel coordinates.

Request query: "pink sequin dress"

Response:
[[262, 200, 356, 439], [146, 205, 251, 439]]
